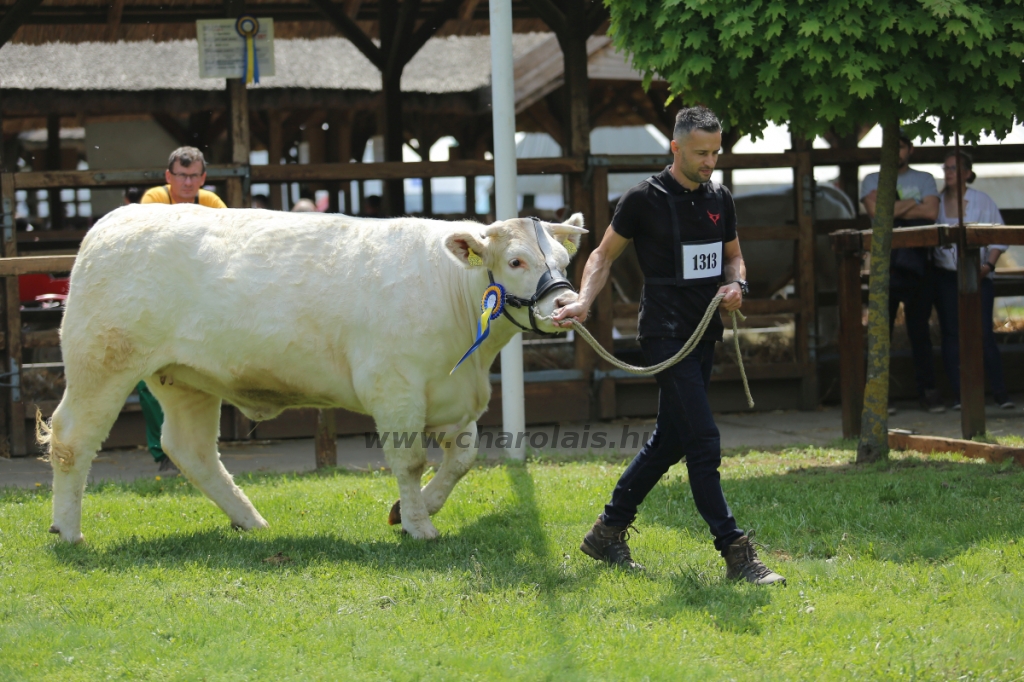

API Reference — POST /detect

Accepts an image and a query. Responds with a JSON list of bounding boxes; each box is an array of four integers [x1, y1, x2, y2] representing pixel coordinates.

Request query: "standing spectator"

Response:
[[137, 147, 228, 474], [141, 147, 226, 208], [860, 130, 943, 413], [123, 187, 143, 204], [932, 150, 1013, 410], [251, 193, 271, 210]]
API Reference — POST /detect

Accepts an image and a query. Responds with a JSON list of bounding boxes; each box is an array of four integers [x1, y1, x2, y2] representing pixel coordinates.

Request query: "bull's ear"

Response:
[[445, 231, 490, 267], [547, 213, 588, 258]]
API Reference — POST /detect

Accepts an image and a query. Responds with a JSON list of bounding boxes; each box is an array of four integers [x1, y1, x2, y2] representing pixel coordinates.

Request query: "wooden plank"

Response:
[[314, 408, 337, 469], [612, 297, 802, 319], [811, 144, 1024, 166], [966, 225, 1024, 247], [0, 255, 76, 276], [17, 229, 88, 244], [888, 431, 1024, 466], [590, 165, 616, 419], [13, 166, 241, 190], [836, 248, 865, 438]]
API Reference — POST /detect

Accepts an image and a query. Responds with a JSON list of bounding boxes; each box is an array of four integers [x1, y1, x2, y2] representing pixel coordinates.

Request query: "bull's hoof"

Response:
[[387, 500, 402, 525], [48, 524, 60, 534]]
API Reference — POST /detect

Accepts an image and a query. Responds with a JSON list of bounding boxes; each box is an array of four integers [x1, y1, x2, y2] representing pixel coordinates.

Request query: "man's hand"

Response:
[[717, 282, 743, 312], [551, 292, 589, 328]]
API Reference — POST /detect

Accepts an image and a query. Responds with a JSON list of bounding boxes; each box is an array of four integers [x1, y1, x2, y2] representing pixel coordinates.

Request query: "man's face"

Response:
[[898, 140, 912, 168], [165, 160, 206, 202], [670, 129, 722, 185]]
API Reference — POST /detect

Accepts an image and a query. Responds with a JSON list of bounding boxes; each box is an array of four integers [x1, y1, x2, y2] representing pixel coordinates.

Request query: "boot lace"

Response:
[[607, 524, 639, 564], [738, 530, 774, 580]]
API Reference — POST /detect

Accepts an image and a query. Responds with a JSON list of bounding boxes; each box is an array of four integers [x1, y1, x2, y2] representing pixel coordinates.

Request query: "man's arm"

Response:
[[863, 190, 939, 221], [896, 194, 938, 221], [551, 226, 631, 326], [717, 237, 744, 312]]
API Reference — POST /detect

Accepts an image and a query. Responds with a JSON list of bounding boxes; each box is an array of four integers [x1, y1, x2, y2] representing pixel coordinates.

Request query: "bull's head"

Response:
[[445, 213, 587, 335]]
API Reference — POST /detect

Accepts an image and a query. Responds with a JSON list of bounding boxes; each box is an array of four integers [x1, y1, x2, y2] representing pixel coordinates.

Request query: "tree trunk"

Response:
[[857, 117, 900, 463]]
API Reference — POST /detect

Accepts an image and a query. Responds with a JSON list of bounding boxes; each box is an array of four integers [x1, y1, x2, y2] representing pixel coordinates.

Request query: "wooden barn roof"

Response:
[[0, 0, 551, 44]]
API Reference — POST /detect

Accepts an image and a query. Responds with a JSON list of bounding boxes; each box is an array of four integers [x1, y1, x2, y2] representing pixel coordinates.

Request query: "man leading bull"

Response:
[[552, 106, 785, 585]]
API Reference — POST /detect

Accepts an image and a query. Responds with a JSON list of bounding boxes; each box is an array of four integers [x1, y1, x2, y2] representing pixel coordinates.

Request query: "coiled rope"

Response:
[[548, 292, 754, 408]]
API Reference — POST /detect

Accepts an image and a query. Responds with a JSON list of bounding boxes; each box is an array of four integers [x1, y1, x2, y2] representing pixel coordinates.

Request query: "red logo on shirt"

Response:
[[707, 211, 721, 225]]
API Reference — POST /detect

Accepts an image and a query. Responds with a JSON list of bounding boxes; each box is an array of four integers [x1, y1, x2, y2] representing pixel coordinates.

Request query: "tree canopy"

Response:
[[607, 0, 1024, 141]]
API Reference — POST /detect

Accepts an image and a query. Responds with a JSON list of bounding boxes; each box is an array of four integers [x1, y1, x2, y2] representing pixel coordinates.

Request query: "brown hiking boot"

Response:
[[724, 532, 786, 585], [580, 517, 644, 570]]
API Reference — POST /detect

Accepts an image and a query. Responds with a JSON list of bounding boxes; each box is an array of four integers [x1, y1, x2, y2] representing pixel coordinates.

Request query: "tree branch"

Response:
[[524, 0, 568, 37], [309, 0, 384, 70], [0, 0, 45, 48]]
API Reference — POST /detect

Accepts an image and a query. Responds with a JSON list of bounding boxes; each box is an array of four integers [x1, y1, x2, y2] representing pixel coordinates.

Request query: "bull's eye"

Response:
[[509, 258, 522, 268]]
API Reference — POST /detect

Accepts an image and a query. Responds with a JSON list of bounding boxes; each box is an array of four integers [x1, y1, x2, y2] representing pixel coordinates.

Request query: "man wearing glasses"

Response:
[[138, 147, 226, 474], [141, 146, 227, 208]]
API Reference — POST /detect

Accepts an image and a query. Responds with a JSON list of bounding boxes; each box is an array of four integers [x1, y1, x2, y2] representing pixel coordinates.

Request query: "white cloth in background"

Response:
[[934, 187, 1007, 277]]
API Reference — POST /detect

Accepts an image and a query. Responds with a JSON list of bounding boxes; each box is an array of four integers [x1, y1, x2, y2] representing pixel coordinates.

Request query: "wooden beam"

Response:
[[523, 0, 567, 36], [0, 255, 76, 276], [0, 0, 45, 48], [613, 297, 803, 318], [106, 0, 125, 42], [1, 172, 25, 455], [309, 0, 384, 69], [888, 431, 1024, 466], [457, 0, 482, 20], [152, 113, 191, 146], [343, 0, 363, 18], [23, 328, 60, 348]]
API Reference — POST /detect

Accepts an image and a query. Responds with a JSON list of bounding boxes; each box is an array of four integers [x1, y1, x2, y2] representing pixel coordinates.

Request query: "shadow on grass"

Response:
[[642, 455, 1024, 564]]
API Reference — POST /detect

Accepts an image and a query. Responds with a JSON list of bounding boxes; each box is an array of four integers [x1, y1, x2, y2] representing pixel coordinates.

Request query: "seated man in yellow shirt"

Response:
[[138, 146, 226, 474], [141, 146, 227, 208]]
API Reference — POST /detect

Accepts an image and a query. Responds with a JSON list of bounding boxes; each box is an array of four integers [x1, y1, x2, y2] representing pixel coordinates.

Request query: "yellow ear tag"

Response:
[[562, 239, 577, 256], [467, 248, 483, 267]]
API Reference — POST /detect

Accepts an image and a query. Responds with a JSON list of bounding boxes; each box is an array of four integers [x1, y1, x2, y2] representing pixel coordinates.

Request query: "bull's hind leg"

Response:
[[421, 421, 478, 516], [43, 375, 139, 543], [146, 381, 268, 531]]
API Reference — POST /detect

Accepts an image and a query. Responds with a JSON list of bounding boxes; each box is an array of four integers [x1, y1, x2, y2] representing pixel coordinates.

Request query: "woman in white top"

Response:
[[932, 150, 1013, 409]]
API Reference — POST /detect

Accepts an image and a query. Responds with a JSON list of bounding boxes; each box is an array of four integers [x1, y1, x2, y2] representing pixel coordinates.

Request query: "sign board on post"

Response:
[[197, 18, 275, 80]]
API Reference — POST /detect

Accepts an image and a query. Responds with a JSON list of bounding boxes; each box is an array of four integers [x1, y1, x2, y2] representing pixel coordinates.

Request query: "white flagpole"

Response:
[[489, 0, 526, 460]]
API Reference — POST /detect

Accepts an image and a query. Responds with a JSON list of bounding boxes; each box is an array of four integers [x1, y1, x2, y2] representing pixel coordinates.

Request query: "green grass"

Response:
[[2, 446, 1024, 681]]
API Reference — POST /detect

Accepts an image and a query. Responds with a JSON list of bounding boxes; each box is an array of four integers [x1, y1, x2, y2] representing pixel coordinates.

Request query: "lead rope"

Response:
[[546, 292, 754, 409]]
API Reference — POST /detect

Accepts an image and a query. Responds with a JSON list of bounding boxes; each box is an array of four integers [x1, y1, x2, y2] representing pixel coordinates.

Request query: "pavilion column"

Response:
[[327, 109, 353, 213], [46, 114, 65, 230], [792, 132, 818, 409], [268, 110, 284, 210], [224, 0, 251, 209]]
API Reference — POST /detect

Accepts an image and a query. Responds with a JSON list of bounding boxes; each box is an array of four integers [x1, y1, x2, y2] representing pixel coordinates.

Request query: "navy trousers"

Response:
[[602, 338, 743, 554], [889, 271, 937, 400], [932, 270, 1008, 403]]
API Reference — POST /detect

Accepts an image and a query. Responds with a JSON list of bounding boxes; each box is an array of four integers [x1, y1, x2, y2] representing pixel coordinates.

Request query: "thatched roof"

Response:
[[0, 33, 549, 93], [0, 0, 551, 44]]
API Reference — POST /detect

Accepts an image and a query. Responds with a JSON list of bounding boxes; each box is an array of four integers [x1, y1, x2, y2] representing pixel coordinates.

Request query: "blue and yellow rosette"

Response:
[[451, 284, 506, 373], [235, 15, 260, 85]]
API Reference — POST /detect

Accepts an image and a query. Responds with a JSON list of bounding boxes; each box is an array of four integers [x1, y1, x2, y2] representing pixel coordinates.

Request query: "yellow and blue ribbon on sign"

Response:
[[451, 284, 506, 373], [235, 15, 260, 84]]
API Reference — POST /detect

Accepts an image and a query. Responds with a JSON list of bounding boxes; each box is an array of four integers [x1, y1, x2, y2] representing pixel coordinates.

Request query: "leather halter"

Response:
[[488, 217, 576, 336]]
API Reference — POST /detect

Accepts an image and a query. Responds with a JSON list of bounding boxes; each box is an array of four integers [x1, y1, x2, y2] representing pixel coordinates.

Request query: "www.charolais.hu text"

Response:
[[364, 426, 653, 450]]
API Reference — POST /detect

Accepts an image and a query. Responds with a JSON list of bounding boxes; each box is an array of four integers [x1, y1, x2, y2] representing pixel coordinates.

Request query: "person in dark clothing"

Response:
[[860, 131, 943, 413], [552, 106, 785, 585]]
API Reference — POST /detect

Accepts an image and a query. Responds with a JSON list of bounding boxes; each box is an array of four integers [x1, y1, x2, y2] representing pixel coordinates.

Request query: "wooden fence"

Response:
[[2, 143, 1023, 457]]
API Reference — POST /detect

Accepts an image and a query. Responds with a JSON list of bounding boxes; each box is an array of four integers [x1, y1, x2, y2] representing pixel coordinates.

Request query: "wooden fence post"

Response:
[[589, 164, 616, 418], [958, 245, 986, 438], [793, 147, 818, 409], [315, 408, 337, 469], [834, 230, 865, 438], [1, 172, 26, 455]]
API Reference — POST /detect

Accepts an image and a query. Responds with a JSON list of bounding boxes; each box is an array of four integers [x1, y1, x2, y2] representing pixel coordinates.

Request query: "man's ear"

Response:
[[445, 231, 490, 267], [547, 213, 587, 257]]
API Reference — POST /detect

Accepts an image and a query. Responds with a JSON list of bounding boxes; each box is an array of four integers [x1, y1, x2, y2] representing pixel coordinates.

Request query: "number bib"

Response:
[[682, 240, 722, 280]]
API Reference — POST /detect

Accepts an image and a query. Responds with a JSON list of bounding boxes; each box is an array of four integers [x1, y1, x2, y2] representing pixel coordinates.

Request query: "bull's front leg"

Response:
[[421, 421, 478, 516], [384, 432, 438, 539]]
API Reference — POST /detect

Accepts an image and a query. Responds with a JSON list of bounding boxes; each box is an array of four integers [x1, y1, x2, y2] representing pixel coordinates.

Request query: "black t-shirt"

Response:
[[611, 167, 737, 341]]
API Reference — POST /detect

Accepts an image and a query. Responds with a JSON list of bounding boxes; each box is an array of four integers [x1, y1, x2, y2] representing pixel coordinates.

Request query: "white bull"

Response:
[[41, 205, 585, 542]]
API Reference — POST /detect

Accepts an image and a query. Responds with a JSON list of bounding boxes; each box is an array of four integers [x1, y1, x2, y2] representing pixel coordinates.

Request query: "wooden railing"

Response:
[[2, 145, 1021, 455]]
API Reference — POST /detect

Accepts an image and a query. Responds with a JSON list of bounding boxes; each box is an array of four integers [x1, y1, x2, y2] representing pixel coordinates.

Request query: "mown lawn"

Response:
[[1, 445, 1023, 681]]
